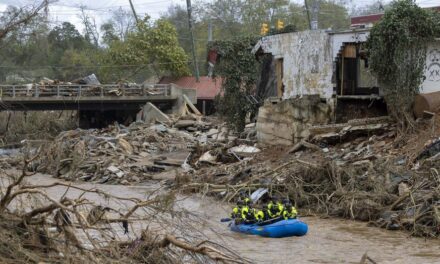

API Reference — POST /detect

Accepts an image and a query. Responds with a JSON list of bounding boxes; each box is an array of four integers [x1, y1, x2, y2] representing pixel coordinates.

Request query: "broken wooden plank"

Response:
[[183, 94, 202, 116]]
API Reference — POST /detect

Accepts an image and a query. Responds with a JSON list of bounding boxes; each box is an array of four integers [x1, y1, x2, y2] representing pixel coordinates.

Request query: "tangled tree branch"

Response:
[[0, 154, 244, 263], [0, 1, 53, 40]]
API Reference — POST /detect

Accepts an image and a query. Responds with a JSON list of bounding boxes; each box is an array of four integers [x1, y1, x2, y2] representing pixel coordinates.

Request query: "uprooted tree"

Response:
[[209, 36, 260, 132], [366, 0, 440, 128]]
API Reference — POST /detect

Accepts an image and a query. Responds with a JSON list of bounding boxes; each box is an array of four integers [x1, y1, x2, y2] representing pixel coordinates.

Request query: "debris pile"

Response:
[[37, 122, 195, 184], [182, 117, 440, 238], [37, 116, 259, 184]]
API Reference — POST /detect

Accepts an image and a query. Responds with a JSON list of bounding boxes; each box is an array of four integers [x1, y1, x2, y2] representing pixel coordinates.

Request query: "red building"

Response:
[[351, 6, 440, 28], [158, 76, 222, 115]]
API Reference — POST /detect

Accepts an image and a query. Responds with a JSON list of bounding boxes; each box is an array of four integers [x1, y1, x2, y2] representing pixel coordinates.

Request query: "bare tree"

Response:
[[111, 7, 136, 41], [79, 5, 100, 47], [0, 0, 55, 40]]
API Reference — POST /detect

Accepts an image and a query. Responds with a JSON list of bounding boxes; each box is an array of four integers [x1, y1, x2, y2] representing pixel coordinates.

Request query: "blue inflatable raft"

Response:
[[230, 218, 308, 238]]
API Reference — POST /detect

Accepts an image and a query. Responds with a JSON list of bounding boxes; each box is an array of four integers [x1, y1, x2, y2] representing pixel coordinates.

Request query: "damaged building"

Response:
[[253, 28, 440, 145]]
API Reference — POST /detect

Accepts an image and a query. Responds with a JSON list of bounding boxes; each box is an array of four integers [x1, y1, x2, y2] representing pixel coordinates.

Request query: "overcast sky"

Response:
[[0, 0, 439, 32]]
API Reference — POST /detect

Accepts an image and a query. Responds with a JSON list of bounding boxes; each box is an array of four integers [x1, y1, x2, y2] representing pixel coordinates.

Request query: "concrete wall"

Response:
[[330, 30, 369, 61], [421, 40, 440, 94], [255, 31, 334, 99], [170, 84, 197, 103], [256, 96, 331, 145]]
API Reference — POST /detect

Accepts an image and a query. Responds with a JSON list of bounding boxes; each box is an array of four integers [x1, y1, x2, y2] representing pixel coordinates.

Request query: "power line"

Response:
[[0, 61, 195, 69]]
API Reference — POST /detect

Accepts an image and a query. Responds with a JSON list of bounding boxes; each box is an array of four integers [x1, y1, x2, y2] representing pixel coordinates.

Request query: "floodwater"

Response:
[[16, 174, 440, 264]]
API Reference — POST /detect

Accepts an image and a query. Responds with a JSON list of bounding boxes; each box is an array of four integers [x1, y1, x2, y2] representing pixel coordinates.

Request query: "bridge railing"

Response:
[[0, 84, 172, 99]]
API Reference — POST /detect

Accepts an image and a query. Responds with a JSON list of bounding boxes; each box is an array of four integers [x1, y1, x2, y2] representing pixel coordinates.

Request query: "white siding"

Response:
[[421, 41, 440, 94]]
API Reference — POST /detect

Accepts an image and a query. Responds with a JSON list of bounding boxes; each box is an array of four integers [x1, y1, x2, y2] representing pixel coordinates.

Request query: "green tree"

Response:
[[48, 22, 88, 50], [59, 49, 100, 80], [0, 8, 52, 82], [101, 22, 119, 46], [47, 22, 96, 80], [366, 0, 439, 127], [102, 17, 190, 81]]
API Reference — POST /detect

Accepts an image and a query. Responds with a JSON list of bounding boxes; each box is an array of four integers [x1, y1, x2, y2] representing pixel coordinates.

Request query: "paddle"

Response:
[[220, 218, 232, 222]]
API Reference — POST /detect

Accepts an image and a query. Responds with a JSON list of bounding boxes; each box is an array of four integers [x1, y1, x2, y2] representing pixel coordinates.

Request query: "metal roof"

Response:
[[158, 76, 222, 100]]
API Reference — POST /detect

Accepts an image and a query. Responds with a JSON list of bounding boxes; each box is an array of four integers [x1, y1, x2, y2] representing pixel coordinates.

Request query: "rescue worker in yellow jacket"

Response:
[[267, 198, 284, 218], [231, 200, 243, 219], [254, 209, 265, 222], [282, 200, 298, 220], [241, 204, 256, 222]]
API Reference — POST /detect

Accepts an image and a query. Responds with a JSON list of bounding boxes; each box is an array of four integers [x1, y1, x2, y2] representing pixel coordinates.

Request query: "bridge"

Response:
[[0, 83, 193, 111], [0, 83, 196, 127]]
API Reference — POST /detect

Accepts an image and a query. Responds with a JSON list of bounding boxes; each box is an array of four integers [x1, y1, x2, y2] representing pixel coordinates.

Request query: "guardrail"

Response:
[[0, 84, 172, 98]]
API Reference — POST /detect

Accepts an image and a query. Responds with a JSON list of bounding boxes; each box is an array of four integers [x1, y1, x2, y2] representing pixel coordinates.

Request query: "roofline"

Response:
[[350, 5, 440, 21], [350, 12, 384, 19], [327, 28, 371, 35]]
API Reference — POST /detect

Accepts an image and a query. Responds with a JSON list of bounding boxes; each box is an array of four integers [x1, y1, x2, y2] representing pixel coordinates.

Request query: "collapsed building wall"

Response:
[[254, 31, 440, 145], [253, 30, 334, 99], [256, 96, 331, 145]]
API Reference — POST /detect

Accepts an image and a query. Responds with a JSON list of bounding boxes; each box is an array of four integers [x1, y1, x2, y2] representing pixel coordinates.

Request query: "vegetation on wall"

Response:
[[366, 0, 440, 128], [209, 36, 260, 132]]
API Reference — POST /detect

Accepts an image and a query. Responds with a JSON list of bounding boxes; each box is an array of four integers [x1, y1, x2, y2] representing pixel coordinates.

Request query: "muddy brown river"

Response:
[[18, 174, 440, 264]]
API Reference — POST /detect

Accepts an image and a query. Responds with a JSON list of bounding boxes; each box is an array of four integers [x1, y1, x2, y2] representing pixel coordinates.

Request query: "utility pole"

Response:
[[208, 20, 213, 42], [304, 0, 312, 30], [311, 1, 320, 30], [186, 0, 200, 82], [128, 0, 139, 24]]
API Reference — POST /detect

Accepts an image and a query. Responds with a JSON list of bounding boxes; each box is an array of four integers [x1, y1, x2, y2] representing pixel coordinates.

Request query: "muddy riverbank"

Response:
[[21, 173, 440, 264]]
